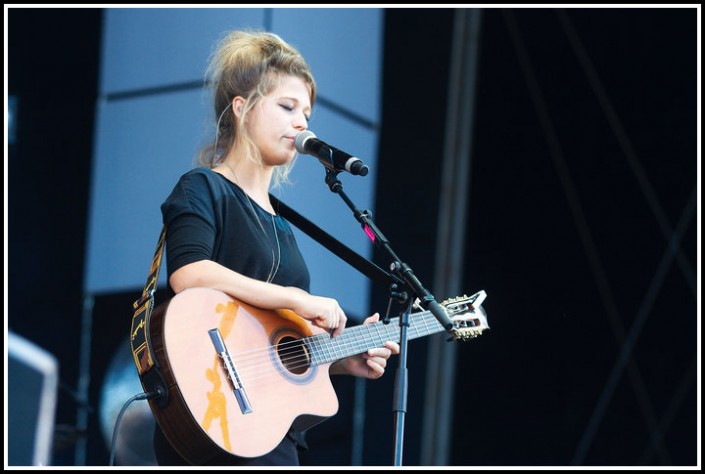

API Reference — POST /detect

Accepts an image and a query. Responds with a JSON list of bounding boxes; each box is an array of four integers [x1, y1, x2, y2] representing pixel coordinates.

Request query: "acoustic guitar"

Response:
[[137, 287, 488, 464]]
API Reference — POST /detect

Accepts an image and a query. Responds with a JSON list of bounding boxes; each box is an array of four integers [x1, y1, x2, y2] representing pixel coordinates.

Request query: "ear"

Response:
[[231, 97, 246, 118]]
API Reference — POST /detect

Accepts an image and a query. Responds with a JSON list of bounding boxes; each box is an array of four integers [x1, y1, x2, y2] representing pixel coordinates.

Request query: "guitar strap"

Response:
[[270, 193, 400, 290], [130, 224, 168, 404]]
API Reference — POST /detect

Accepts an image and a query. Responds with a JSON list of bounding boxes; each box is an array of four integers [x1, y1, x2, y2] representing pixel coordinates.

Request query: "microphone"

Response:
[[294, 130, 369, 176]]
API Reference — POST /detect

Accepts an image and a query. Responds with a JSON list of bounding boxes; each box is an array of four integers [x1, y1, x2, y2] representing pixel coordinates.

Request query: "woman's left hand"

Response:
[[330, 313, 400, 379]]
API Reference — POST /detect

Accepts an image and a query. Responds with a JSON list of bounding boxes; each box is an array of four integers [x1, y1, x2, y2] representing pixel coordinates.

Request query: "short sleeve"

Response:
[[160, 170, 218, 277]]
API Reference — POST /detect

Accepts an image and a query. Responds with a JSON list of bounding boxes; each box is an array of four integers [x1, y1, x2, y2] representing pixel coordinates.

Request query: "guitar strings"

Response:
[[232, 308, 484, 383], [231, 312, 433, 374], [231, 306, 480, 380], [226, 313, 444, 384]]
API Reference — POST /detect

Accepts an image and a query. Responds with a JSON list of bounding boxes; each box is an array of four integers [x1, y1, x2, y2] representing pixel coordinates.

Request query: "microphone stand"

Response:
[[321, 168, 455, 466]]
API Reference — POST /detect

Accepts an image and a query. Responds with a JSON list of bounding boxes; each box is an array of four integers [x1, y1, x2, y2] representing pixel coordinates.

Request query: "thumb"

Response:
[[364, 312, 380, 324]]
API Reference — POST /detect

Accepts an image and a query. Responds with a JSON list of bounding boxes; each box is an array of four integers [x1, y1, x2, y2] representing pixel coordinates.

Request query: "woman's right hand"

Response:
[[288, 288, 347, 337]]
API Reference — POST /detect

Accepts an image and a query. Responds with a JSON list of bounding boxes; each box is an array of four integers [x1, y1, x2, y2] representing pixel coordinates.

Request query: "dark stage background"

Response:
[[7, 7, 699, 467]]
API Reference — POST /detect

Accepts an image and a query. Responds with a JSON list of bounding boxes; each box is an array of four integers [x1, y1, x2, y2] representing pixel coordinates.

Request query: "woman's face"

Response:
[[245, 75, 311, 167]]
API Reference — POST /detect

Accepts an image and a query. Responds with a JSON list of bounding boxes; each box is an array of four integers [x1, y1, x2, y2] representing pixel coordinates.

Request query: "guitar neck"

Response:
[[306, 311, 445, 366]]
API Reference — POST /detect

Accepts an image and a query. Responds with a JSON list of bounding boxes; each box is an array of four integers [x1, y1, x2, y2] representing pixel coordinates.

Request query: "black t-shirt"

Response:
[[161, 167, 310, 294], [155, 167, 310, 465]]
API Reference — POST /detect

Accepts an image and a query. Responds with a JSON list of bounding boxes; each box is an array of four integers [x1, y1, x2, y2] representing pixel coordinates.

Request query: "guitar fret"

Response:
[[387, 322, 398, 342], [420, 316, 431, 336], [328, 336, 337, 361], [338, 333, 348, 359], [351, 331, 362, 357], [420, 314, 431, 337], [318, 335, 329, 365], [331, 335, 339, 360], [363, 325, 374, 351], [351, 329, 365, 355], [309, 335, 321, 366], [407, 316, 418, 339], [323, 336, 333, 363], [373, 321, 385, 347]]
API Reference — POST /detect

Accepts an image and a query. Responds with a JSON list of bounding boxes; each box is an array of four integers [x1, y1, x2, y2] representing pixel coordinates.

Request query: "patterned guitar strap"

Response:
[[130, 225, 169, 406]]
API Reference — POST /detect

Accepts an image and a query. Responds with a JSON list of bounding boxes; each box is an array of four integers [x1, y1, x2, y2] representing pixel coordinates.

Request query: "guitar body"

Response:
[[145, 287, 338, 463]]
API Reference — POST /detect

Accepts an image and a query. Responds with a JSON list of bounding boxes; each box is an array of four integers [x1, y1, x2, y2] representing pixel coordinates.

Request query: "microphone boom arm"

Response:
[[323, 168, 455, 333]]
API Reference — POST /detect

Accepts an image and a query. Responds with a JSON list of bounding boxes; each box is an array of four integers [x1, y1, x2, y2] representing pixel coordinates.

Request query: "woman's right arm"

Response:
[[170, 260, 347, 336]]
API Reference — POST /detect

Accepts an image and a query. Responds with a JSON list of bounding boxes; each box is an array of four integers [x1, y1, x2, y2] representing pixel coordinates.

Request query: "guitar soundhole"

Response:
[[276, 336, 310, 375]]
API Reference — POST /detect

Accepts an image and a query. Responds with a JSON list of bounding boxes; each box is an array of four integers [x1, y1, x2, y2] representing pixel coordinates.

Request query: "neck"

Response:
[[220, 158, 274, 212]]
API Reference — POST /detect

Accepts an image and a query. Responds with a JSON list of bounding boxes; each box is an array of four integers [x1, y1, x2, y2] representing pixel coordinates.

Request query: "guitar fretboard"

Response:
[[306, 311, 445, 366]]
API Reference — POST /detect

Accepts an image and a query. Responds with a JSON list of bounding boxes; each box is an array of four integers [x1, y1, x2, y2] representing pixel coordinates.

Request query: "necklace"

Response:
[[222, 161, 281, 283]]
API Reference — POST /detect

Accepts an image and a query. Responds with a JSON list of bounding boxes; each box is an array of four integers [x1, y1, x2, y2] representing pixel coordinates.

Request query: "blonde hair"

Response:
[[199, 29, 316, 187]]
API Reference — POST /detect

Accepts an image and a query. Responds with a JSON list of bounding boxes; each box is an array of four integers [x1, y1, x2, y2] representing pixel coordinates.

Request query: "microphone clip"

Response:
[[324, 167, 343, 193]]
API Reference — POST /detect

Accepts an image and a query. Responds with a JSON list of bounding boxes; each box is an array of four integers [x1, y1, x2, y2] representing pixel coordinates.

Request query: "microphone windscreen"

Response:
[[294, 130, 316, 154]]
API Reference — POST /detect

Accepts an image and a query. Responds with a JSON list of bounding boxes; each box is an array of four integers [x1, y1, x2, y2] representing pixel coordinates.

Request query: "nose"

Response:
[[293, 112, 308, 131]]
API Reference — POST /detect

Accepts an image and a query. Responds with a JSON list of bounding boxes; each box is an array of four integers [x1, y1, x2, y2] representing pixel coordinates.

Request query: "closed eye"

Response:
[[280, 104, 310, 122]]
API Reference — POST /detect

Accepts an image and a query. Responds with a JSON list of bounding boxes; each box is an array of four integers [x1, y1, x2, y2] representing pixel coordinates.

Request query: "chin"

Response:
[[279, 152, 297, 166], [265, 155, 294, 168]]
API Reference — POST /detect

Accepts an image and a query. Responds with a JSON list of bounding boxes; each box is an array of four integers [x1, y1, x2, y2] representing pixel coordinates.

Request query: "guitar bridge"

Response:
[[208, 328, 253, 415]]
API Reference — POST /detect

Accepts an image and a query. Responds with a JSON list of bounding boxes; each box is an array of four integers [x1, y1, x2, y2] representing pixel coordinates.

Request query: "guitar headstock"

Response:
[[441, 290, 490, 342]]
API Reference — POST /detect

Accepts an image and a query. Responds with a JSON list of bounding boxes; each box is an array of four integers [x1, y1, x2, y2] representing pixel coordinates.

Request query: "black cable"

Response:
[[108, 389, 161, 466]]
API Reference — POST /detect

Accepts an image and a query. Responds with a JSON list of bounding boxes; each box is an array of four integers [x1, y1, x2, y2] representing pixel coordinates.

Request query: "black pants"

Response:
[[153, 425, 301, 466]]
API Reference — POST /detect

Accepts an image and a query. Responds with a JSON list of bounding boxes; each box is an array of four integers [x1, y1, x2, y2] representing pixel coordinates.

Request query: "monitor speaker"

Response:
[[8, 331, 59, 466]]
